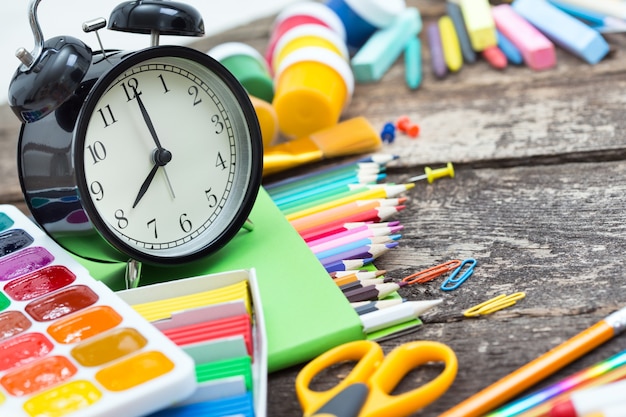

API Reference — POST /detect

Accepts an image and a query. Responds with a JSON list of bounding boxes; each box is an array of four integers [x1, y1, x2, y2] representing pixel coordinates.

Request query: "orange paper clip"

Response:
[[401, 260, 462, 285]]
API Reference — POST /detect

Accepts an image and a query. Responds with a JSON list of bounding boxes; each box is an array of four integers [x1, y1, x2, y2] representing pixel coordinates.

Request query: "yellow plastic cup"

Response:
[[271, 24, 349, 72], [273, 46, 354, 139]]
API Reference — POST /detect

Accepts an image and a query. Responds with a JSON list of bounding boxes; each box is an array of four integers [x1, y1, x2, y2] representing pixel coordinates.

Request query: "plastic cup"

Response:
[[273, 46, 354, 139], [266, 2, 346, 66], [208, 42, 274, 103], [325, 0, 406, 50], [271, 24, 349, 72]]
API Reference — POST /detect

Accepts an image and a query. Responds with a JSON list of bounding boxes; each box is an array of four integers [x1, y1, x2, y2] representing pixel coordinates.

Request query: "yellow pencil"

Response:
[[286, 183, 413, 221], [439, 16, 463, 72], [440, 306, 626, 417]]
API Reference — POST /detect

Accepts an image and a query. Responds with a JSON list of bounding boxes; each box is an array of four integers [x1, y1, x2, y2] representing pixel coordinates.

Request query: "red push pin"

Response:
[[396, 115, 420, 138]]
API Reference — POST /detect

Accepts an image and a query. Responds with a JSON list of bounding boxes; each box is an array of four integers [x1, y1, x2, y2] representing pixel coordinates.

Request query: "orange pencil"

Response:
[[297, 206, 406, 238], [440, 306, 626, 417], [290, 198, 405, 232]]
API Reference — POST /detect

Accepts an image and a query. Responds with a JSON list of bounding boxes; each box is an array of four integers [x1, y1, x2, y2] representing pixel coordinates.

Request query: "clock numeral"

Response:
[[147, 218, 158, 239], [188, 86, 202, 106], [121, 78, 141, 101], [215, 152, 227, 171], [97, 105, 117, 128], [89, 181, 104, 201], [114, 210, 129, 229], [205, 188, 218, 208], [158, 74, 170, 93], [211, 114, 224, 134], [86, 141, 107, 164], [179, 213, 192, 233]]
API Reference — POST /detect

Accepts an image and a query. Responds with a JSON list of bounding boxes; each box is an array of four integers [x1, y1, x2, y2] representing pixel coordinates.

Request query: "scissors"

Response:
[[296, 340, 458, 417]]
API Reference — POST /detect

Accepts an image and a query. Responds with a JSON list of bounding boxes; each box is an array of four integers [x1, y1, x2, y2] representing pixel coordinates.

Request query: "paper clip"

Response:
[[401, 260, 462, 285], [440, 258, 476, 291], [463, 292, 526, 317]]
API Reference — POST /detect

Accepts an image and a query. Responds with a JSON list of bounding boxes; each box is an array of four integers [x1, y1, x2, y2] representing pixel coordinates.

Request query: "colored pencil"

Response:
[[439, 306, 626, 417], [344, 282, 407, 303], [319, 243, 398, 268], [324, 258, 375, 273], [360, 299, 443, 333], [331, 270, 387, 286], [265, 161, 384, 192], [289, 197, 405, 227], [311, 228, 403, 254], [487, 349, 626, 417], [272, 172, 385, 205], [286, 184, 413, 221], [352, 298, 405, 315], [297, 206, 406, 238], [270, 171, 386, 200], [264, 153, 398, 191], [302, 222, 379, 243], [315, 235, 400, 258], [340, 278, 390, 293], [277, 183, 389, 213]]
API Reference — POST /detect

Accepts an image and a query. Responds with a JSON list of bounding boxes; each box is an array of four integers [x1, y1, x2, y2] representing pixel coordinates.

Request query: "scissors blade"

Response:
[[310, 383, 369, 417]]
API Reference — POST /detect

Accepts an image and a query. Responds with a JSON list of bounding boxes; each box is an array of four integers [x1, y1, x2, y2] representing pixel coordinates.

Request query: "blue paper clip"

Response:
[[440, 258, 476, 291]]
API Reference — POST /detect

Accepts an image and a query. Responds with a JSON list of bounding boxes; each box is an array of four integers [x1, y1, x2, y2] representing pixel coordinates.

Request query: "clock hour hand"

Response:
[[132, 148, 172, 208]]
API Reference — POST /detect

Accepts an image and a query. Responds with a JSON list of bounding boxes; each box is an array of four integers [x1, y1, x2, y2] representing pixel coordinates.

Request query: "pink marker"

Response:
[[491, 4, 556, 70]]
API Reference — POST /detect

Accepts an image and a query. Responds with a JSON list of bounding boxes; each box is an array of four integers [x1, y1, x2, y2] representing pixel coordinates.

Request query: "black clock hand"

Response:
[[132, 148, 172, 208], [135, 91, 165, 152]]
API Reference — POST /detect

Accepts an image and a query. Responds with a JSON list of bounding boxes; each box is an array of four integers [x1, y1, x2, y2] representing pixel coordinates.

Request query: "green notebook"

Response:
[[74, 188, 365, 372]]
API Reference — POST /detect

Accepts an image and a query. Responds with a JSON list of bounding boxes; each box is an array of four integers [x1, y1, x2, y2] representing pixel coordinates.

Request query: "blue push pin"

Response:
[[380, 122, 396, 143]]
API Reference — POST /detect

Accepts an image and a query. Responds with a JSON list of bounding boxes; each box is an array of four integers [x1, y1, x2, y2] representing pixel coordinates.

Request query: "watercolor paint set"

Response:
[[118, 268, 268, 417], [0, 204, 198, 417]]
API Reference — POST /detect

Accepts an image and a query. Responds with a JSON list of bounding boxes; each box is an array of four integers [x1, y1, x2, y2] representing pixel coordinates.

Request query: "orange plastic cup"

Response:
[[273, 46, 354, 139]]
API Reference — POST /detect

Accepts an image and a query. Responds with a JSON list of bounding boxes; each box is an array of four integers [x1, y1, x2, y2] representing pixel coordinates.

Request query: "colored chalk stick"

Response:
[[439, 15, 463, 72], [351, 7, 423, 83], [512, 0, 610, 64], [491, 4, 556, 70], [446, 1, 477, 64], [459, 0, 497, 51], [496, 29, 523, 65], [404, 36, 422, 89], [426, 22, 447, 79]]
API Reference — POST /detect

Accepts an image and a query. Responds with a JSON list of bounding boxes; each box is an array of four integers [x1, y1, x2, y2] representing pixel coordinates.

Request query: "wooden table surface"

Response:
[[3, 1, 626, 416]]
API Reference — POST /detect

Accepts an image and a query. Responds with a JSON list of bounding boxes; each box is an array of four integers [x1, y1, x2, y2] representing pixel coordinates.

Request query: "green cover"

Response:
[[74, 188, 365, 372]]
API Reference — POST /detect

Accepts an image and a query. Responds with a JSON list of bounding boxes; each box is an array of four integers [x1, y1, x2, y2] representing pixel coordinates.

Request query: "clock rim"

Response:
[[73, 45, 263, 265]]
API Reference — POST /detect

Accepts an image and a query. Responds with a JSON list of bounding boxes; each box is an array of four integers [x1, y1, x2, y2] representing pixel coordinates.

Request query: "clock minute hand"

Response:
[[135, 91, 165, 151]]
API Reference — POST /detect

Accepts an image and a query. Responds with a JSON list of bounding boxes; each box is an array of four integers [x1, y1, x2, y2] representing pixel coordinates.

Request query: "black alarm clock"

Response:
[[8, 0, 263, 268]]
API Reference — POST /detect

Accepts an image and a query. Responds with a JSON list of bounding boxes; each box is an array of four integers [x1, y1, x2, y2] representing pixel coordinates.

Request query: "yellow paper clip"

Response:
[[463, 292, 526, 317]]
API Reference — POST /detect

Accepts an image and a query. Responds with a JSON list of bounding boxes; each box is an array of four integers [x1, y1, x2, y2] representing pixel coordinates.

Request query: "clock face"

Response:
[[74, 47, 262, 264]]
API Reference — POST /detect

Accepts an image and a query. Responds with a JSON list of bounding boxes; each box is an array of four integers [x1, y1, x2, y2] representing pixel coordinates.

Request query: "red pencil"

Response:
[[298, 206, 405, 240], [303, 221, 400, 243]]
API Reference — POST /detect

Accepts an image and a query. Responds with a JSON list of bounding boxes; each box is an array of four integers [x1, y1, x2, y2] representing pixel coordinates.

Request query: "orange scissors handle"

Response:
[[296, 340, 383, 416], [362, 341, 458, 417]]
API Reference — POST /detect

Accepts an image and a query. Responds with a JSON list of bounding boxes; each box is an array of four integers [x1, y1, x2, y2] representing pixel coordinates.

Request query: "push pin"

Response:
[[396, 115, 420, 138], [380, 122, 396, 143], [408, 162, 455, 183]]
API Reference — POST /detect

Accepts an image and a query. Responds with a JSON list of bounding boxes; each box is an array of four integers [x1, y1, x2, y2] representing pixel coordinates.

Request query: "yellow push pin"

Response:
[[408, 162, 455, 183]]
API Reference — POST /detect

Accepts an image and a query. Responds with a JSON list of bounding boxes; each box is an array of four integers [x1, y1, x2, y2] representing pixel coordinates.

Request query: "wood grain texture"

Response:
[[2, 1, 626, 416]]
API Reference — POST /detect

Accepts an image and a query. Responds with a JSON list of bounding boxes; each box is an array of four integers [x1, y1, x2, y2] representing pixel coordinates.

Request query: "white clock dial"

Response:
[[73, 48, 262, 264]]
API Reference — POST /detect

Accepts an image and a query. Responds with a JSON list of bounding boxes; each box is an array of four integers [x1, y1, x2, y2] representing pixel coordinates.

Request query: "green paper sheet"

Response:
[[75, 188, 365, 372]]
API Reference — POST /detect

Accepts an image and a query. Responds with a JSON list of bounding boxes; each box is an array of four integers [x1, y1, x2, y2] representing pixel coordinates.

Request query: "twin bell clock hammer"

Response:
[[8, 0, 264, 279]]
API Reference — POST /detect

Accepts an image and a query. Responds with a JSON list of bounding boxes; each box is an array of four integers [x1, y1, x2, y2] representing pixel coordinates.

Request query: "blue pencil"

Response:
[[320, 243, 398, 268], [269, 170, 386, 200], [315, 235, 401, 259], [324, 258, 375, 273]]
